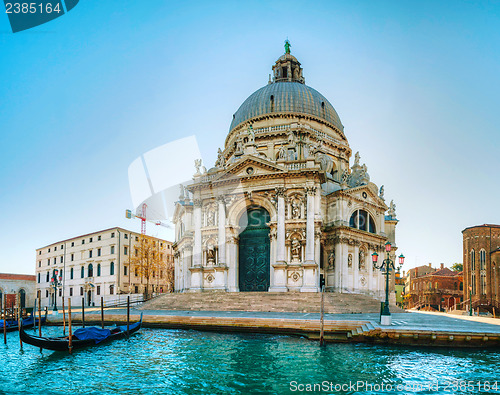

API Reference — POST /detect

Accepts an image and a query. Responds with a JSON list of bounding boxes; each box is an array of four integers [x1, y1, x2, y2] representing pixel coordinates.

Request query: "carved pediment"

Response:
[[214, 155, 286, 181], [344, 184, 387, 210]]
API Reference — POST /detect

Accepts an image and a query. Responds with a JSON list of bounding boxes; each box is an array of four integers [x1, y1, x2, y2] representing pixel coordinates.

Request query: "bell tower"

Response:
[[271, 40, 305, 84]]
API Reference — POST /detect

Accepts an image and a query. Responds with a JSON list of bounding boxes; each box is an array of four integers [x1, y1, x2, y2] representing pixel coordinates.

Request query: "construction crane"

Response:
[[125, 203, 169, 235]]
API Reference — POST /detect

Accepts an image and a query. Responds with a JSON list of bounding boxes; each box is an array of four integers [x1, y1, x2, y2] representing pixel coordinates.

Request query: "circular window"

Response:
[[362, 192, 367, 199], [246, 167, 254, 175]]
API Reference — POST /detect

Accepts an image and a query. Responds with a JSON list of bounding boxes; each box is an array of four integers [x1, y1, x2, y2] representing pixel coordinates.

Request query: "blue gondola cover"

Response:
[[74, 327, 111, 344]]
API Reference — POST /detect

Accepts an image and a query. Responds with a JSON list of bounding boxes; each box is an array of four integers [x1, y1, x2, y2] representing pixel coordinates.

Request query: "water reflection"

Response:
[[0, 327, 498, 394]]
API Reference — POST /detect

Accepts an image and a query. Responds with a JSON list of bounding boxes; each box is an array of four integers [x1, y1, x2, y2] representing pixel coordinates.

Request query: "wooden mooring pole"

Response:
[[127, 296, 130, 337], [68, 298, 72, 354], [81, 298, 85, 328], [62, 296, 66, 336], [17, 294, 22, 349], [100, 297, 104, 329], [319, 285, 325, 346], [3, 297, 6, 344], [38, 299, 42, 337]]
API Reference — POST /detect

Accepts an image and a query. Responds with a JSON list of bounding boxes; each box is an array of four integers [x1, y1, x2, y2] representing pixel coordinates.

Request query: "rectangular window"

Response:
[[71, 253, 74, 262], [46, 290, 48, 297], [46, 271, 49, 282], [135, 249, 138, 257], [48, 248, 51, 252], [124, 266, 127, 275], [53, 257, 56, 264], [61, 244, 64, 249], [124, 246, 128, 255], [96, 286, 100, 296], [59, 289, 62, 297], [37, 273, 40, 283], [69, 288, 73, 296], [70, 267, 74, 279], [124, 233, 128, 239], [89, 250, 93, 258], [97, 248, 101, 257], [111, 232, 115, 238], [60, 256, 63, 263], [98, 235, 101, 241], [135, 236, 138, 241], [38, 251, 41, 255], [82, 239, 85, 245], [110, 285, 114, 295], [80, 287, 83, 296], [71, 242, 74, 247], [111, 246, 115, 254], [89, 237, 93, 243], [54, 246, 57, 251], [38, 261, 41, 267]]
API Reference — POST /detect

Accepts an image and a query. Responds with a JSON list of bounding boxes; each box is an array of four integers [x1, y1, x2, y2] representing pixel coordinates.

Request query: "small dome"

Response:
[[229, 81, 343, 132]]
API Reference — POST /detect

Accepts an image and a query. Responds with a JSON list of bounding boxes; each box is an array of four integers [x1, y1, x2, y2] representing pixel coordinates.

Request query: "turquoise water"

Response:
[[0, 327, 499, 394]]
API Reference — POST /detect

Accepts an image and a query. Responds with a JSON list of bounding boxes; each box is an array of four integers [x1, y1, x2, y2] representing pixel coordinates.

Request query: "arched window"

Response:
[[471, 273, 476, 294], [480, 249, 486, 270], [110, 262, 115, 275], [349, 209, 376, 234], [480, 272, 487, 295], [97, 264, 101, 277], [470, 249, 475, 271], [88, 264, 93, 277]]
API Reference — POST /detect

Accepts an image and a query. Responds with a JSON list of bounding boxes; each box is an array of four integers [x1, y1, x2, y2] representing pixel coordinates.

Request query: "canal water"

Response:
[[0, 327, 499, 394]]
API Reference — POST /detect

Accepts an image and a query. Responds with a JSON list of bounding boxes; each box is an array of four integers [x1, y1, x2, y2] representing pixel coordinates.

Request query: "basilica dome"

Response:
[[229, 44, 343, 134], [229, 81, 343, 133]]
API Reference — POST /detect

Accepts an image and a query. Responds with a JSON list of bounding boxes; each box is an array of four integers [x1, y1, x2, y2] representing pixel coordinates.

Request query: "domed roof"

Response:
[[229, 81, 343, 132]]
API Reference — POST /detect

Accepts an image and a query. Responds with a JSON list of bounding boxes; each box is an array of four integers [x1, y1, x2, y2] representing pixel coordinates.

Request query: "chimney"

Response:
[[440, 263, 444, 269], [428, 263, 432, 268]]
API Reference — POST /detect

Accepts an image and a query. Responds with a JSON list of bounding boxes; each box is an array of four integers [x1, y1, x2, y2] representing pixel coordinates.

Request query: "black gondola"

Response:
[[0, 314, 46, 332], [19, 314, 143, 351]]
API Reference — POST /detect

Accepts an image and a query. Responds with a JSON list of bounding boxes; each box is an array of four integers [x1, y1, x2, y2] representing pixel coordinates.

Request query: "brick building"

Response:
[[0, 273, 36, 310], [462, 224, 500, 312], [405, 264, 463, 311]]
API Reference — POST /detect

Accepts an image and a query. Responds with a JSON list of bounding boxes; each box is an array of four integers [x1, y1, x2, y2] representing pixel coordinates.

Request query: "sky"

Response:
[[1, 0, 499, 274]]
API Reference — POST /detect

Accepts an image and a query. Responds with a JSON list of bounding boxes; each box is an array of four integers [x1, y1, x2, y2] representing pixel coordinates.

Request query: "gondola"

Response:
[[19, 314, 143, 352], [0, 313, 46, 332]]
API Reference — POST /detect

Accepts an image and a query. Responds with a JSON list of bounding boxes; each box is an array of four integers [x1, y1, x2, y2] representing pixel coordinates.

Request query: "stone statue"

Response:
[[207, 244, 216, 264], [194, 159, 202, 175], [388, 200, 396, 218], [235, 139, 243, 154], [247, 124, 255, 144], [348, 254, 352, 268], [359, 250, 365, 270], [277, 144, 286, 160], [379, 185, 385, 200], [291, 237, 301, 260], [341, 169, 349, 184], [215, 148, 225, 168], [207, 209, 215, 226], [308, 144, 316, 158], [287, 131, 296, 147], [178, 184, 185, 200], [285, 39, 291, 54], [291, 199, 300, 219], [354, 152, 360, 167], [328, 251, 335, 269]]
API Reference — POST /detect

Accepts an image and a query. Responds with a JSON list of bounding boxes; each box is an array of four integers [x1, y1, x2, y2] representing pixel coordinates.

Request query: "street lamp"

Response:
[[372, 242, 405, 325], [50, 269, 63, 312], [469, 285, 473, 316]]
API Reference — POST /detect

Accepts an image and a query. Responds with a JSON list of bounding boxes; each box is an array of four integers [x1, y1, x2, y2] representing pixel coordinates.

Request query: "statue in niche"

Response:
[[359, 250, 366, 270], [277, 144, 286, 160], [288, 131, 296, 148], [328, 251, 335, 270], [291, 237, 302, 261], [207, 244, 216, 265], [308, 143, 316, 158], [235, 139, 243, 155], [348, 254, 353, 268], [207, 209, 215, 226], [291, 199, 301, 219]]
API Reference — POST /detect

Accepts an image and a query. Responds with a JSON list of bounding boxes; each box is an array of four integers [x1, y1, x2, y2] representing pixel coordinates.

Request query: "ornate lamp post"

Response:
[[372, 242, 405, 325], [50, 269, 63, 312]]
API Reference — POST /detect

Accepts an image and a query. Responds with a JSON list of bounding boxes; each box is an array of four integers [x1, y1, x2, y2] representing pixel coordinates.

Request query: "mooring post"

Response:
[[17, 294, 22, 349], [33, 299, 37, 332], [319, 285, 325, 346], [3, 297, 6, 344], [38, 299, 42, 337], [81, 298, 85, 328], [62, 296, 66, 336], [100, 297, 104, 329], [68, 298, 72, 354], [127, 296, 130, 337], [494, 307, 496, 319]]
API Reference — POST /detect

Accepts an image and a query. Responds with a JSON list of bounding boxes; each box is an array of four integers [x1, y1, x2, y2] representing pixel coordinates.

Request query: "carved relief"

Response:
[[348, 254, 353, 268], [328, 251, 335, 270]]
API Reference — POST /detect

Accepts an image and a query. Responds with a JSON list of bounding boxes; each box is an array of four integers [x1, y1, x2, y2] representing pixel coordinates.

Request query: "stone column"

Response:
[[276, 187, 286, 264], [227, 236, 239, 292], [305, 187, 316, 263], [193, 199, 203, 267], [217, 196, 226, 266], [353, 245, 359, 292]]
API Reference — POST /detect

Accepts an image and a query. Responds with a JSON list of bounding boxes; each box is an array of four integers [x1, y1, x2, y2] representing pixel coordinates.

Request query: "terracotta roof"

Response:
[[462, 224, 500, 232], [0, 273, 36, 281], [430, 268, 457, 277]]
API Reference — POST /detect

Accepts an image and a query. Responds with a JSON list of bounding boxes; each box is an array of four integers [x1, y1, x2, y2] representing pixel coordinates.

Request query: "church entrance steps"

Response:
[[139, 291, 405, 314]]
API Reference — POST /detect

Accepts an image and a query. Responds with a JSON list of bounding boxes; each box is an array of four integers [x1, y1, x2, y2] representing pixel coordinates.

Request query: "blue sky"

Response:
[[1, 0, 499, 274]]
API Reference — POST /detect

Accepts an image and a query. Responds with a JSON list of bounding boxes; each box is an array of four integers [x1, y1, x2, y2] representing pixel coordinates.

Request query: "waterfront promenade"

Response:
[[47, 307, 500, 348]]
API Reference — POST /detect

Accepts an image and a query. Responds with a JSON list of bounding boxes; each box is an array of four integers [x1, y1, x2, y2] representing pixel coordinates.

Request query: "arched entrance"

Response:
[[19, 289, 26, 310], [238, 206, 270, 292]]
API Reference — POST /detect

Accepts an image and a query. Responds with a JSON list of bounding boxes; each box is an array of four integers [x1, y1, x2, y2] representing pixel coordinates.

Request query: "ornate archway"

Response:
[[238, 206, 270, 292]]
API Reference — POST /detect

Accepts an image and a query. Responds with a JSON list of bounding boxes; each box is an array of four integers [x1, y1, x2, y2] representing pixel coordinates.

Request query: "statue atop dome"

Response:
[[284, 39, 291, 54], [272, 42, 305, 84]]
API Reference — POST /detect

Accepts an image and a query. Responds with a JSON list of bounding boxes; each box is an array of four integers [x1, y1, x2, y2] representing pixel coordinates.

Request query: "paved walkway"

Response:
[[68, 307, 500, 335]]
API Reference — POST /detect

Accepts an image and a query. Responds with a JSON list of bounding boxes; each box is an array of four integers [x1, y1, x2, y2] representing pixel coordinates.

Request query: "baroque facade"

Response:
[[173, 43, 399, 296]]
